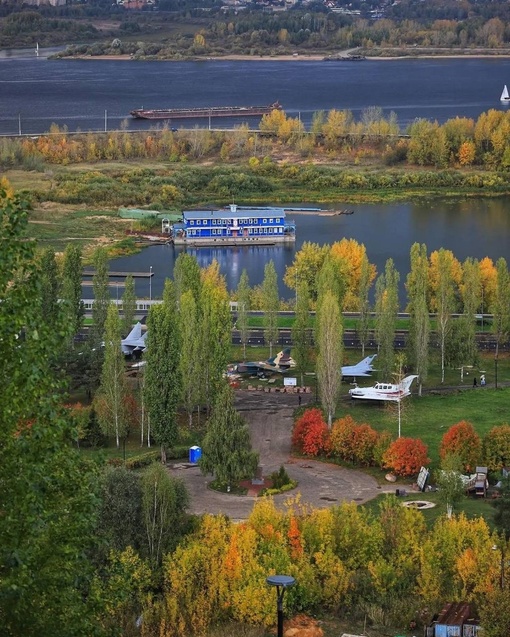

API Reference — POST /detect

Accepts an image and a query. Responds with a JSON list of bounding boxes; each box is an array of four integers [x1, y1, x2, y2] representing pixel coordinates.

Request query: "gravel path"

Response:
[[169, 391, 390, 521]]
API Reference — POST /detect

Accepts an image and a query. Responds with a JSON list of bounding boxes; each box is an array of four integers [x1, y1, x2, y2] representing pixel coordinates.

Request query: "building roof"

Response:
[[183, 207, 285, 220]]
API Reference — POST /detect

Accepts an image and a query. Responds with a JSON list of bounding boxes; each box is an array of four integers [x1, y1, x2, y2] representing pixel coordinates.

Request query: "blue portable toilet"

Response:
[[189, 445, 202, 464]]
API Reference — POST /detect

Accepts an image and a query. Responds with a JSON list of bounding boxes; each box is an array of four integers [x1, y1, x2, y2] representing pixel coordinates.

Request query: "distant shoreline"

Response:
[[70, 52, 510, 62]]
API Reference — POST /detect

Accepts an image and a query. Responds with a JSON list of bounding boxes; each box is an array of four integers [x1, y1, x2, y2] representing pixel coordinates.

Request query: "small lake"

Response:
[[104, 197, 510, 304]]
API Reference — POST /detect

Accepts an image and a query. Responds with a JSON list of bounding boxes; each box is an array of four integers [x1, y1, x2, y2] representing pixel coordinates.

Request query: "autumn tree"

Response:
[[484, 425, 510, 472], [283, 241, 329, 304], [406, 243, 429, 395], [200, 384, 259, 489], [330, 238, 376, 311], [316, 290, 343, 428], [262, 260, 279, 358], [382, 437, 430, 477], [375, 258, 399, 380], [440, 421, 482, 472]]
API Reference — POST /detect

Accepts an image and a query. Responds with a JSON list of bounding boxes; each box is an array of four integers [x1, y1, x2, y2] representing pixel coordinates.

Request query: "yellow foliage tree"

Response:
[[330, 239, 377, 311]]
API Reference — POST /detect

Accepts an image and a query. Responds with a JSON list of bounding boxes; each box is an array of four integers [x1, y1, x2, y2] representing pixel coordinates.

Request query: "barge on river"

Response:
[[130, 102, 281, 120], [172, 205, 296, 246]]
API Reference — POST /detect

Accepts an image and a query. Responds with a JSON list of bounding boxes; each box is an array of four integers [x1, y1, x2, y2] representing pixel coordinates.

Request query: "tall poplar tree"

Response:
[[143, 280, 181, 462], [91, 246, 110, 348], [179, 290, 201, 428], [61, 243, 84, 336], [430, 249, 459, 383], [292, 280, 312, 387], [492, 257, 510, 361], [317, 290, 343, 428], [39, 246, 59, 327], [356, 251, 372, 357], [459, 257, 481, 366], [262, 260, 279, 357], [406, 243, 429, 396], [236, 268, 251, 360], [121, 273, 136, 337], [200, 384, 259, 489], [96, 303, 129, 448], [174, 252, 202, 305], [375, 258, 400, 380]]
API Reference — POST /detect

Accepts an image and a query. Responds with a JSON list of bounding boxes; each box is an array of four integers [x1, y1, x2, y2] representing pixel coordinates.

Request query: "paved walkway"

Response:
[[169, 391, 391, 521]]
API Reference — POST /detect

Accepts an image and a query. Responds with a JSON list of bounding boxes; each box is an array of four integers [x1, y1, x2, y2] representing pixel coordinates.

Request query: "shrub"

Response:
[[440, 420, 482, 472], [302, 418, 331, 457], [373, 430, 393, 468], [330, 415, 357, 462], [382, 437, 430, 477], [270, 465, 291, 489], [292, 408, 326, 453], [484, 424, 510, 471], [125, 450, 160, 470], [330, 416, 378, 465]]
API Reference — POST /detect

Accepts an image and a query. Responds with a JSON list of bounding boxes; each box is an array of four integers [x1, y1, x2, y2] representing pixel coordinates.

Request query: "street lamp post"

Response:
[[149, 266, 153, 302], [266, 575, 296, 637]]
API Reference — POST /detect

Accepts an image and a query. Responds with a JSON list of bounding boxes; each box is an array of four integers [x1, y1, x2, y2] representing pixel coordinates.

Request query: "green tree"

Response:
[[493, 477, 510, 541], [0, 189, 102, 636], [236, 268, 251, 360], [141, 463, 189, 567], [375, 258, 399, 380], [406, 243, 429, 395], [143, 281, 181, 461], [492, 258, 510, 364], [179, 290, 201, 428], [200, 384, 259, 489], [316, 290, 343, 428], [61, 243, 84, 336], [121, 273, 136, 337], [174, 252, 202, 304], [91, 246, 110, 347], [356, 251, 372, 357], [436, 453, 465, 518], [460, 257, 481, 365], [262, 260, 279, 357], [39, 246, 59, 327], [292, 280, 312, 387], [96, 303, 130, 448]]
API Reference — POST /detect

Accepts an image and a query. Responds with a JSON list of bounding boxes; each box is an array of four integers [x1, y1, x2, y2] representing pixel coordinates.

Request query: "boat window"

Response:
[[269, 218, 274, 223]]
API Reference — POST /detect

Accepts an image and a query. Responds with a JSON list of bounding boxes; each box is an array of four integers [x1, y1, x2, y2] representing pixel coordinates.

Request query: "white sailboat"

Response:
[[35, 42, 39, 57], [500, 85, 510, 102]]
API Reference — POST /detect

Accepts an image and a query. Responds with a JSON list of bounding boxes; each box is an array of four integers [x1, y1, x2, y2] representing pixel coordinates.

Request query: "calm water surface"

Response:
[[108, 197, 510, 303], [1, 53, 510, 134]]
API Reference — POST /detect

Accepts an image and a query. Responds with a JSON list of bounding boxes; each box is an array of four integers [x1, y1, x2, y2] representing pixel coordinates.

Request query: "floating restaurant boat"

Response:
[[130, 102, 282, 120], [172, 204, 296, 246]]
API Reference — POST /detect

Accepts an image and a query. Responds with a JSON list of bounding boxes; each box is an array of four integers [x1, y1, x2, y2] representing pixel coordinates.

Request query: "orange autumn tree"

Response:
[[292, 408, 329, 456], [382, 437, 430, 476], [440, 421, 482, 472], [330, 415, 378, 465]]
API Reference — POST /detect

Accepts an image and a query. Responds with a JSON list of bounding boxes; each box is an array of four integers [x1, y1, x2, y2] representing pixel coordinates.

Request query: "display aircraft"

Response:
[[228, 349, 296, 376], [348, 375, 418, 402], [341, 354, 377, 379], [121, 322, 147, 357]]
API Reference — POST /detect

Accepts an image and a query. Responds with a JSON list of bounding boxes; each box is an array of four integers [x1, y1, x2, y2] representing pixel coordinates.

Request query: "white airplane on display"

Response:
[[121, 322, 147, 356], [341, 354, 377, 379], [348, 375, 418, 402]]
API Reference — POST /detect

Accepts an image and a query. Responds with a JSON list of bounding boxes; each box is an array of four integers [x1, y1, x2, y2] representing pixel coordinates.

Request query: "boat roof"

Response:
[[183, 207, 286, 220]]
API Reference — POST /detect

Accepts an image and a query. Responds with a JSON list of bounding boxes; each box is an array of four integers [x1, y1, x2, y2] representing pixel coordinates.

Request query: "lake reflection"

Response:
[[106, 197, 510, 303]]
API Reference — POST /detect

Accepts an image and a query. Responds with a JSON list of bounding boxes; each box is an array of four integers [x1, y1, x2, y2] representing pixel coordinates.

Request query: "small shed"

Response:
[[426, 602, 480, 637]]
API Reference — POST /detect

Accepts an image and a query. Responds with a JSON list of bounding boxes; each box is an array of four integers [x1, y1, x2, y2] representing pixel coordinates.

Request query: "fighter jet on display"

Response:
[[228, 349, 296, 376], [348, 375, 418, 402], [121, 322, 147, 356], [341, 354, 377, 380]]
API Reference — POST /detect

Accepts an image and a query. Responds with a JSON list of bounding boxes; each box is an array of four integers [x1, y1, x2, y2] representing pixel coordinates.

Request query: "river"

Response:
[[0, 52, 509, 134], [1, 50, 509, 302]]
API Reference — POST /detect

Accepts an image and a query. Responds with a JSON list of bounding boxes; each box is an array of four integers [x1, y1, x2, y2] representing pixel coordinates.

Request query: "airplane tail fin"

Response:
[[268, 348, 292, 366], [401, 375, 418, 393], [360, 354, 377, 368], [123, 322, 142, 342]]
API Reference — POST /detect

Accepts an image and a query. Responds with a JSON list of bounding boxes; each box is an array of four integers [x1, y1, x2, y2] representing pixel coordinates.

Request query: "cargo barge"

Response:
[[172, 204, 296, 246], [130, 101, 281, 120]]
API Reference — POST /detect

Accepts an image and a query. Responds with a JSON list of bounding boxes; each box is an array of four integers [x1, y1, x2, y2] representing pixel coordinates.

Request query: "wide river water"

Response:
[[1, 50, 509, 301]]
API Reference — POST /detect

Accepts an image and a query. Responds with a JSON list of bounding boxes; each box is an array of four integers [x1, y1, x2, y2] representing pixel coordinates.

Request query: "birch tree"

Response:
[[236, 269, 251, 360], [406, 243, 429, 396], [375, 258, 400, 381], [96, 303, 129, 448], [262, 260, 279, 357], [316, 290, 343, 428]]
